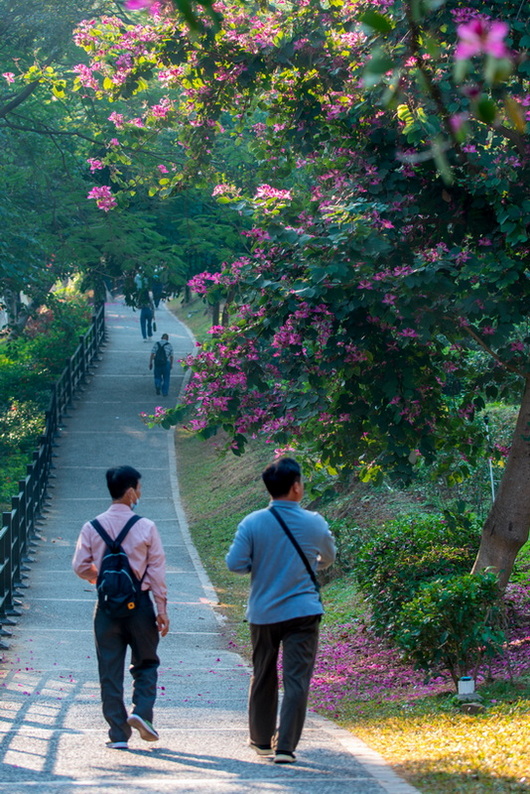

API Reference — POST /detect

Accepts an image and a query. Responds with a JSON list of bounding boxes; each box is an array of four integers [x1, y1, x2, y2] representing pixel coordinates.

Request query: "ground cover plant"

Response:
[[169, 293, 530, 794]]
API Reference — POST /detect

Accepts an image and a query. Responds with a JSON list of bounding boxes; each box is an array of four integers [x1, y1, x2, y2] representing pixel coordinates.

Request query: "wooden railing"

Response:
[[0, 302, 106, 648]]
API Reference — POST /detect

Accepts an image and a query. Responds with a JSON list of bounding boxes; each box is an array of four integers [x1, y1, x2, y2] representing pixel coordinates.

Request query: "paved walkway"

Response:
[[0, 300, 421, 793]]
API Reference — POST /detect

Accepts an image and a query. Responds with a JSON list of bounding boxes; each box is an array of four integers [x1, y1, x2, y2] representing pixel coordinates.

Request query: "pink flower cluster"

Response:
[[87, 158, 105, 172], [455, 19, 511, 61], [87, 185, 117, 212], [254, 184, 292, 202]]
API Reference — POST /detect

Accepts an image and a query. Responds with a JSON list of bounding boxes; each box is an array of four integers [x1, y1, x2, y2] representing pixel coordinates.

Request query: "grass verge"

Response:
[[169, 295, 530, 794]]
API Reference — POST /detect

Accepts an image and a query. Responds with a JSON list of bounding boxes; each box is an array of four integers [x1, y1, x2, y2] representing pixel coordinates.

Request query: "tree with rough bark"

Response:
[[73, 0, 530, 585]]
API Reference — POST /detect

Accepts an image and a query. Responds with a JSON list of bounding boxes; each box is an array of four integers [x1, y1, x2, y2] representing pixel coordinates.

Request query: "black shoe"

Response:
[[249, 742, 274, 757], [274, 751, 296, 764], [156, 389, 160, 395]]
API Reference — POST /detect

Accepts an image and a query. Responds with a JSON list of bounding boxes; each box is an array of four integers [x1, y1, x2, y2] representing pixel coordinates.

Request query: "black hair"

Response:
[[262, 457, 301, 498], [106, 466, 141, 499]]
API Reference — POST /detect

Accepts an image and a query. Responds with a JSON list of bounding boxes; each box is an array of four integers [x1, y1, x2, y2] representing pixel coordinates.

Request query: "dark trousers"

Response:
[[154, 361, 171, 396], [94, 591, 160, 742], [249, 614, 320, 753], [140, 307, 153, 339]]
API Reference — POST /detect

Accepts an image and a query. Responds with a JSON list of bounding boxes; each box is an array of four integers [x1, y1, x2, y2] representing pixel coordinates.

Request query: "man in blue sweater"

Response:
[[226, 457, 336, 764]]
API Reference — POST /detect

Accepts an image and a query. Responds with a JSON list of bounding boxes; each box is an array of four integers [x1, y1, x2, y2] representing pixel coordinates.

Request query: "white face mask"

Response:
[[130, 487, 140, 510]]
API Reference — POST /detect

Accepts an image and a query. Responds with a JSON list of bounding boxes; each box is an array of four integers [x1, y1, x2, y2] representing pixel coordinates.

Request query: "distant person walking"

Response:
[[139, 290, 155, 341], [226, 457, 336, 764], [72, 466, 169, 749], [149, 333, 173, 396]]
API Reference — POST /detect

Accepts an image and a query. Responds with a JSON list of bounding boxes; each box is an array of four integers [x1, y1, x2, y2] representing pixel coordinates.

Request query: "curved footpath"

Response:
[[0, 299, 421, 793]]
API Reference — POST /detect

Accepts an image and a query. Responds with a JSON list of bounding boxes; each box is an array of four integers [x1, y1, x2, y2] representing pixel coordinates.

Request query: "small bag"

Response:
[[91, 515, 145, 618], [152, 321, 157, 332]]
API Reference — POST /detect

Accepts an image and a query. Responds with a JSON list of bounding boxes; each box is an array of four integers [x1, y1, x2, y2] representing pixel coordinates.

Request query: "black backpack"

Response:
[[154, 341, 168, 366], [91, 515, 145, 618]]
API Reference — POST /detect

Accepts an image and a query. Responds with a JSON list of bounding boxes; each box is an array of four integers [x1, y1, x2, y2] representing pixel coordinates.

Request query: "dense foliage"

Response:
[[0, 290, 91, 506], [352, 512, 481, 637], [69, 0, 530, 487], [4, 0, 530, 578], [395, 570, 505, 684]]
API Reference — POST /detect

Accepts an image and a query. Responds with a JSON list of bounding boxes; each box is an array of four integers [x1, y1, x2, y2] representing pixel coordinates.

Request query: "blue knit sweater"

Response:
[[225, 500, 336, 625]]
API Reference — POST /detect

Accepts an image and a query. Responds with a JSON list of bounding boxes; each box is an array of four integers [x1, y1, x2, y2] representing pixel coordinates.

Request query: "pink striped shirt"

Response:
[[72, 502, 167, 615]]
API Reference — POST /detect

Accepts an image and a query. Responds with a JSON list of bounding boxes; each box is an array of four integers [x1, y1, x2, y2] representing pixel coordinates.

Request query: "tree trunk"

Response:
[[472, 375, 530, 588], [212, 302, 220, 326]]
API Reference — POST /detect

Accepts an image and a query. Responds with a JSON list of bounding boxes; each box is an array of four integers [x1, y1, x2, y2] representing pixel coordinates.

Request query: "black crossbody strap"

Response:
[[269, 507, 320, 596]]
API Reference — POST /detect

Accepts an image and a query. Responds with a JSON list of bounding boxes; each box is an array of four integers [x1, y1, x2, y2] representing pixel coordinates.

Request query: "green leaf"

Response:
[[359, 10, 394, 34], [365, 50, 394, 75], [475, 97, 497, 124]]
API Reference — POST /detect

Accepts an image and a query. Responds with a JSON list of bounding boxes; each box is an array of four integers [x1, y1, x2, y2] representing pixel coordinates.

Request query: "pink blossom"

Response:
[[2, 72, 15, 83], [124, 0, 155, 9], [449, 113, 469, 133], [455, 20, 510, 61], [157, 164, 169, 173], [87, 158, 105, 172], [108, 112, 125, 129], [255, 184, 292, 202], [87, 185, 117, 212]]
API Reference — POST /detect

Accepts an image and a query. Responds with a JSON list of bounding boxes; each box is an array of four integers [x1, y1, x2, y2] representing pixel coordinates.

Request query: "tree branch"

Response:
[[0, 80, 41, 118], [462, 323, 525, 376]]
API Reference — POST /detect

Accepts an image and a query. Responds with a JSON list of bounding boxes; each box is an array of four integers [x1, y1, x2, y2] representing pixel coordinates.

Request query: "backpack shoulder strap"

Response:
[[90, 518, 114, 549], [90, 515, 141, 550], [115, 514, 142, 546], [269, 506, 320, 595]]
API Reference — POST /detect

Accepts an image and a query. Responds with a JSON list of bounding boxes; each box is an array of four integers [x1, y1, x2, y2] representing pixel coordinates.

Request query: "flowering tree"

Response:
[[73, 0, 530, 585]]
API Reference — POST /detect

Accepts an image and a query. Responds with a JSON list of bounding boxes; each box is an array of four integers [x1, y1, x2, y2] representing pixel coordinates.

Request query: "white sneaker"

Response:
[[127, 714, 159, 741]]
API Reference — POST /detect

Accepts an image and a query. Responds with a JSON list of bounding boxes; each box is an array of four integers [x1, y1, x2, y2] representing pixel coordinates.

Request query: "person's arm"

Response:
[[145, 524, 170, 636], [149, 352, 155, 370], [226, 522, 252, 574], [316, 522, 336, 570], [72, 525, 98, 584]]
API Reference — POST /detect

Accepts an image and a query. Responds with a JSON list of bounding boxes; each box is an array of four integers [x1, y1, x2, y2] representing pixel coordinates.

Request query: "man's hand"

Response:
[[156, 613, 170, 637]]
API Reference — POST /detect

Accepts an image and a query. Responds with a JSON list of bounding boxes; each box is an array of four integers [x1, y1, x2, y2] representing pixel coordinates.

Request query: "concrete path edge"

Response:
[[165, 313, 422, 794]]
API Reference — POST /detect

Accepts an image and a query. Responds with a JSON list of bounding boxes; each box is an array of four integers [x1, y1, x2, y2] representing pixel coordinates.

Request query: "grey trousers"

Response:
[[249, 614, 321, 753], [94, 591, 160, 742]]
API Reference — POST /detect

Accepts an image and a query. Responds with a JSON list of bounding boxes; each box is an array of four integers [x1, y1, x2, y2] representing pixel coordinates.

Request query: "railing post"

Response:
[[79, 334, 86, 384]]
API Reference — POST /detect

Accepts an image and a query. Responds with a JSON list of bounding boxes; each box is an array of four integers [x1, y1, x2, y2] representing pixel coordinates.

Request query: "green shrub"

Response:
[[353, 512, 481, 637], [0, 293, 92, 509], [394, 571, 506, 687]]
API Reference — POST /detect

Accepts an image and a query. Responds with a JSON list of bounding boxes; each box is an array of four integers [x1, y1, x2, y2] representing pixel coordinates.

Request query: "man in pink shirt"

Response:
[[73, 466, 169, 749]]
